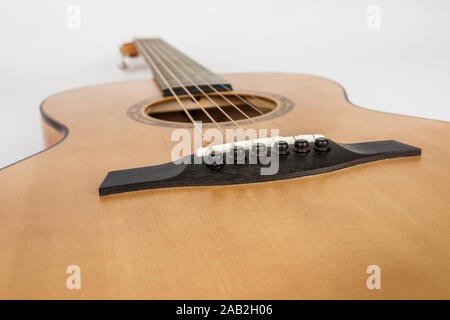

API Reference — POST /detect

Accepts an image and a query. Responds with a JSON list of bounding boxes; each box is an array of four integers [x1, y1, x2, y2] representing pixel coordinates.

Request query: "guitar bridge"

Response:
[[98, 139, 421, 196]]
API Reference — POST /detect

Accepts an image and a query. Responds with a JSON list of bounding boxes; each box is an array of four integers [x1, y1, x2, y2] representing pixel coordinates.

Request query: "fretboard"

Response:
[[134, 38, 232, 97]]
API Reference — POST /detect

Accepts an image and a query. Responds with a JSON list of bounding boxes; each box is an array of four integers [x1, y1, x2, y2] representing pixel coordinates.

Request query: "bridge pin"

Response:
[[294, 139, 310, 155], [273, 140, 290, 157], [251, 143, 267, 157], [205, 151, 225, 170], [233, 146, 246, 164], [314, 138, 330, 153], [250, 143, 269, 164]]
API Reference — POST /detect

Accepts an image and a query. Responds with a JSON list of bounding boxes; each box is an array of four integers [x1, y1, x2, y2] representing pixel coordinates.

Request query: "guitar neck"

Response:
[[134, 38, 232, 97]]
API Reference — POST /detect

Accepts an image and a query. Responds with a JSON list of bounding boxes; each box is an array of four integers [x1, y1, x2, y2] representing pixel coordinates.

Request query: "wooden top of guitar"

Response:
[[0, 38, 449, 299]]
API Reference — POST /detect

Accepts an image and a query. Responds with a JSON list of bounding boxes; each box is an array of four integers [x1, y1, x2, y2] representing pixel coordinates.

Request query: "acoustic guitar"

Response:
[[0, 38, 449, 299]]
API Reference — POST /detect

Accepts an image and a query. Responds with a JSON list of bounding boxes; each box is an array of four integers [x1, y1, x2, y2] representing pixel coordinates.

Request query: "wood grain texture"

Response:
[[0, 73, 449, 299]]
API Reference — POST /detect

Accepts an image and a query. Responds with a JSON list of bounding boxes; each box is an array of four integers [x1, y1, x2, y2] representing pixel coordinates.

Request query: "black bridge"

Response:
[[99, 139, 421, 196]]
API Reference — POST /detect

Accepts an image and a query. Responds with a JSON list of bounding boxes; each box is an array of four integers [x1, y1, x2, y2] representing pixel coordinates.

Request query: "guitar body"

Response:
[[1, 72, 449, 299]]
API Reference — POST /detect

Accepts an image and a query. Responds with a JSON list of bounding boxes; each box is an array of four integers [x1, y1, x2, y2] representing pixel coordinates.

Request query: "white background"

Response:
[[1, 0, 449, 168]]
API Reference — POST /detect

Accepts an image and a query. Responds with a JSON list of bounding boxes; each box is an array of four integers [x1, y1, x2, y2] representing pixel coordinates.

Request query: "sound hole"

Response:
[[144, 92, 277, 124]]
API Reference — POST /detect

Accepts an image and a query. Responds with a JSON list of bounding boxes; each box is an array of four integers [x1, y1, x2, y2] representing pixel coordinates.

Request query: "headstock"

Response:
[[119, 42, 139, 69]]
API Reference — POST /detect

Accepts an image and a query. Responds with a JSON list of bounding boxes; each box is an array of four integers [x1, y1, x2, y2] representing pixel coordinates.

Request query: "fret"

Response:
[[135, 38, 232, 97]]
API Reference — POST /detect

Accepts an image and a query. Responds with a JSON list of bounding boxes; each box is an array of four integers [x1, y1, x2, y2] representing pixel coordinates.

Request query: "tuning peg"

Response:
[[118, 59, 128, 69], [118, 42, 139, 69]]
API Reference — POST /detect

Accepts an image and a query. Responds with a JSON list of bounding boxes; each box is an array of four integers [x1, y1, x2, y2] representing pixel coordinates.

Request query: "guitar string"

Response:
[[145, 39, 272, 149], [151, 41, 294, 145], [143, 41, 254, 150], [151, 40, 281, 136], [138, 38, 320, 154], [151, 39, 315, 141], [150, 41, 293, 151], [137, 39, 227, 137], [232, 89, 320, 139], [148, 41, 243, 131], [150, 42, 295, 144], [134, 40, 198, 128], [150, 39, 306, 152], [214, 83, 319, 140]]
